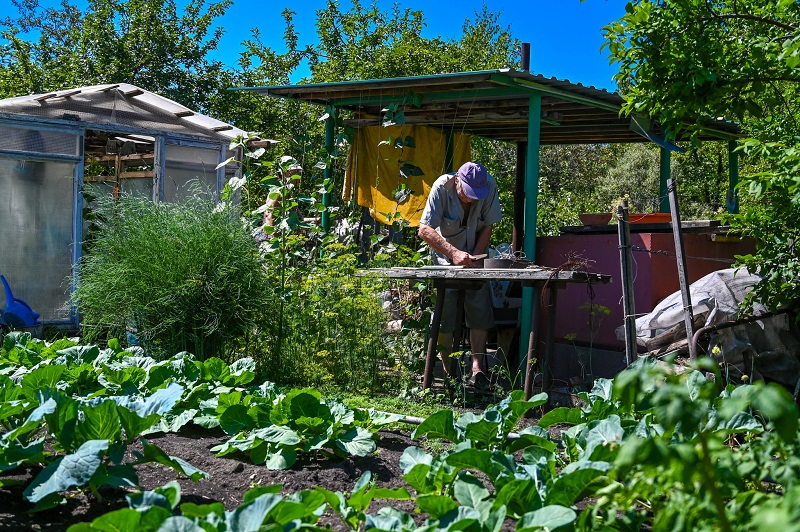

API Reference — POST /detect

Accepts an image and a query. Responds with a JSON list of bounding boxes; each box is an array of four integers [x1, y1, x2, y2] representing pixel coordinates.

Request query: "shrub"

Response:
[[73, 193, 270, 360], [251, 243, 401, 392]]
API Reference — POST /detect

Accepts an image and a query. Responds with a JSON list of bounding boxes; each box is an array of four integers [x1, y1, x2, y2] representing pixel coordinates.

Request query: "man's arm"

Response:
[[473, 224, 493, 257], [418, 224, 477, 267]]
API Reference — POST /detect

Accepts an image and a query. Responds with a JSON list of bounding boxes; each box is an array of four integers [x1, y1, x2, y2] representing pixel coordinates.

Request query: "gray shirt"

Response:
[[419, 172, 502, 265]]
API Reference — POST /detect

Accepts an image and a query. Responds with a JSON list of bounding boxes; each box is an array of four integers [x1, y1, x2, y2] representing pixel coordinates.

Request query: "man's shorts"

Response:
[[437, 283, 495, 333]]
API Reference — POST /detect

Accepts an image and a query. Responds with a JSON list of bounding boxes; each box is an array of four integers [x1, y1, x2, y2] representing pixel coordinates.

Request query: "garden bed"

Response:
[[2, 333, 799, 531], [0, 428, 415, 531]]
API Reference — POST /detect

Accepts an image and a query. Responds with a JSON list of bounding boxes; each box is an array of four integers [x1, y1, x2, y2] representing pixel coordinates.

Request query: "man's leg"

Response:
[[469, 328, 488, 378], [463, 282, 493, 390], [437, 332, 457, 378]]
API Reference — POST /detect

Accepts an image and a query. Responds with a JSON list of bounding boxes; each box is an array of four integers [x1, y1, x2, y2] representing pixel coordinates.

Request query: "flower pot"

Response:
[[629, 212, 672, 224]]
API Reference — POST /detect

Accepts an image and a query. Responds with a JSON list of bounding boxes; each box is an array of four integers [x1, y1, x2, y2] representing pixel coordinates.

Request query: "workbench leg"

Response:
[[451, 289, 466, 378], [423, 282, 446, 390], [523, 284, 542, 400], [541, 287, 559, 397]]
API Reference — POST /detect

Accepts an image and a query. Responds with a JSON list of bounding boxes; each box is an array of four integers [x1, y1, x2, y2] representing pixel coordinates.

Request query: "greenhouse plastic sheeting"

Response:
[[0, 157, 74, 321]]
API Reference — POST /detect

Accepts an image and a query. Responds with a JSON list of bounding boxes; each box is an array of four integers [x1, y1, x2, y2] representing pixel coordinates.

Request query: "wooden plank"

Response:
[[34, 93, 58, 102], [248, 139, 279, 148], [361, 267, 611, 284], [84, 175, 115, 183], [86, 154, 155, 163], [84, 171, 154, 182], [58, 89, 82, 99], [119, 171, 153, 178], [261, 74, 499, 98]]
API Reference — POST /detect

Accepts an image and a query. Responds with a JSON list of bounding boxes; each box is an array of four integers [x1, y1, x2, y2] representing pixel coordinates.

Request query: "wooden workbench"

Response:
[[364, 266, 612, 399]]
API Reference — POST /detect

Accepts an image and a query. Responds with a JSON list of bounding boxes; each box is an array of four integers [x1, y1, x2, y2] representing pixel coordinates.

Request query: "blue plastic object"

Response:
[[0, 275, 40, 328]]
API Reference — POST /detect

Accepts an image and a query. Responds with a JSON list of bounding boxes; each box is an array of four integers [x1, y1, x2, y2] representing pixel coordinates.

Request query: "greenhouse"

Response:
[[0, 83, 246, 327]]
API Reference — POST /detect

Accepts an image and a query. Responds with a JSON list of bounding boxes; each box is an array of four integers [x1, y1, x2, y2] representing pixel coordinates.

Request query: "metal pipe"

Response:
[[518, 91, 541, 375], [321, 107, 335, 233], [690, 309, 788, 360], [512, 142, 526, 253], [379, 411, 521, 440], [728, 139, 739, 214], [667, 178, 696, 359], [520, 43, 531, 71], [617, 201, 638, 365]]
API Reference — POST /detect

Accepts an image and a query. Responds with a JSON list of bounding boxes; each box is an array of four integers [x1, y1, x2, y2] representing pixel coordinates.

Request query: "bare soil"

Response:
[[0, 426, 419, 531]]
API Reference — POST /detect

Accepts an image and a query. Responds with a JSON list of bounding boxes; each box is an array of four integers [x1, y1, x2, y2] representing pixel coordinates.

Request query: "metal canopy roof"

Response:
[[238, 69, 739, 145]]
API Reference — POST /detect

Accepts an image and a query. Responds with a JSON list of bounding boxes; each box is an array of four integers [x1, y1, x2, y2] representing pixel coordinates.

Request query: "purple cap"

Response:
[[457, 162, 489, 200]]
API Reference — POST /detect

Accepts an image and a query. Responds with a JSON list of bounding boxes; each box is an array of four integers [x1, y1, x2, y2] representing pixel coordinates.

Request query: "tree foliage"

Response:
[[603, 0, 800, 314], [603, 0, 800, 142], [307, 0, 519, 81], [0, 0, 232, 113]]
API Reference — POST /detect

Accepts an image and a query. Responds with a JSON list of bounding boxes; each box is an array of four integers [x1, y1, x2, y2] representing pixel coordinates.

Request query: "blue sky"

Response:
[[1, 0, 628, 91]]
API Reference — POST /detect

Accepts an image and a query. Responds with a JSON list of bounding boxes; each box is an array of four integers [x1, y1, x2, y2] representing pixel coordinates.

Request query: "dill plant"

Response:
[[256, 243, 396, 392], [73, 193, 269, 360]]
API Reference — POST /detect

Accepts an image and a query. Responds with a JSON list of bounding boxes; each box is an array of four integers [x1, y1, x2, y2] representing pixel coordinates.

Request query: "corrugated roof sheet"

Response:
[[0, 83, 247, 141], [236, 69, 739, 145]]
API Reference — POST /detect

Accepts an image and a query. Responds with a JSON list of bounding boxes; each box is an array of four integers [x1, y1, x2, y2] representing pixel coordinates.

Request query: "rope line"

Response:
[[630, 245, 736, 264]]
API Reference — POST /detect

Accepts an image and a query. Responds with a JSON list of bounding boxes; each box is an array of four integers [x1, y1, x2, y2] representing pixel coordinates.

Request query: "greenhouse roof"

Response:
[[0, 83, 246, 141]]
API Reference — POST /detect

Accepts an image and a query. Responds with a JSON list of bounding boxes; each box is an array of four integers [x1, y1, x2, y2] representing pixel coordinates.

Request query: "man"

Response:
[[418, 161, 502, 389]]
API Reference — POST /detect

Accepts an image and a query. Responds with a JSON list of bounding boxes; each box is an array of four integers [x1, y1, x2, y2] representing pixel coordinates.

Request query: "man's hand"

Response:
[[451, 249, 474, 267], [418, 224, 485, 268]]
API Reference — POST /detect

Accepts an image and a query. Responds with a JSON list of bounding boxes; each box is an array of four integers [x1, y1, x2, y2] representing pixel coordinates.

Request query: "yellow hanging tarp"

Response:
[[343, 125, 471, 226]]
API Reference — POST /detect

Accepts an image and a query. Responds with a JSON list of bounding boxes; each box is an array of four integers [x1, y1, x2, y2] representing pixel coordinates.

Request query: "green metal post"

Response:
[[728, 140, 739, 214], [322, 108, 335, 232], [659, 147, 671, 212], [519, 92, 541, 373]]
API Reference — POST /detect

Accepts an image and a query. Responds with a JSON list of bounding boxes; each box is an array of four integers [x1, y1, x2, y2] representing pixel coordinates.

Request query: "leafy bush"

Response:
[[72, 193, 270, 360], [252, 244, 403, 392]]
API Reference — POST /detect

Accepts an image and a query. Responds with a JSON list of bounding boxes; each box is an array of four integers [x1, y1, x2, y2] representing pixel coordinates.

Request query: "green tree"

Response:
[[0, 0, 232, 114], [535, 143, 621, 235], [603, 0, 800, 314], [307, 0, 519, 81]]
